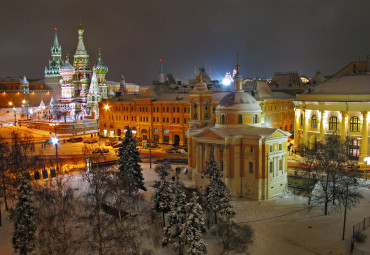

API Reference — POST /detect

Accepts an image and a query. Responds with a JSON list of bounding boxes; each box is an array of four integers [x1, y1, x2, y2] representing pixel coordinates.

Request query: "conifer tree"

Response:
[[162, 173, 187, 255], [117, 127, 147, 195], [185, 192, 207, 255], [152, 163, 173, 227], [11, 174, 37, 255], [204, 150, 235, 224]]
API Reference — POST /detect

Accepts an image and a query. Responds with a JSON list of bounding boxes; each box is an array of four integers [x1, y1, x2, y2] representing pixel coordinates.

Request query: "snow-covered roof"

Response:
[[216, 91, 262, 113], [305, 73, 370, 95]]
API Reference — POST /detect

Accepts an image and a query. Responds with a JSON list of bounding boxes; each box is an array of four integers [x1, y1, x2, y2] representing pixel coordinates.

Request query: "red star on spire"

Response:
[[54, 27, 58, 32]]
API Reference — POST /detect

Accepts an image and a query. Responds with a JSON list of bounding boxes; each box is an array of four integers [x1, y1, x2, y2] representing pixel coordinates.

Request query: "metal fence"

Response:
[[353, 217, 370, 237], [352, 216, 370, 255], [352, 248, 370, 255]]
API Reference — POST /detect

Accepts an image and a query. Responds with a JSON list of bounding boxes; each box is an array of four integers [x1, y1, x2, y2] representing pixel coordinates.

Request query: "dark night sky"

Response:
[[1, 0, 370, 85]]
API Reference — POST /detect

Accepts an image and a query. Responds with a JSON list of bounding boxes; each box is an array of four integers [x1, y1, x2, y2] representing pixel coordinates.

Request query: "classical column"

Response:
[[341, 111, 348, 137], [196, 143, 202, 173], [361, 111, 368, 159], [214, 145, 220, 162], [303, 110, 308, 145], [205, 143, 211, 161], [223, 144, 229, 178], [294, 109, 300, 150], [320, 110, 325, 141]]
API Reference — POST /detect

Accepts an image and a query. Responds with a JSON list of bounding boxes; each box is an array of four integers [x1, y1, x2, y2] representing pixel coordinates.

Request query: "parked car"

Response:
[[113, 143, 121, 148], [84, 138, 98, 144], [67, 137, 83, 143], [92, 148, 110, 154], [166, 149, 174, 153], [44, 139, 53, 145], [177, 149, 187, 155]]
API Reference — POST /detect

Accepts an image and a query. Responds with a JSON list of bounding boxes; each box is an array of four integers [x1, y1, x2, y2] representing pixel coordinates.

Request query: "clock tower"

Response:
[[45, 27, 63, 99]]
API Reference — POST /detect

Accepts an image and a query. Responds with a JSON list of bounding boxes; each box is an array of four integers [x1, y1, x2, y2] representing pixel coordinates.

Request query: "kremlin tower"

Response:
[[45, 27, 63, 98]]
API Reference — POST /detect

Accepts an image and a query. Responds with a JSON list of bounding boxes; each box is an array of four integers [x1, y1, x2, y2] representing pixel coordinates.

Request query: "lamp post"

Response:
[[50, 123, 59, 172], [364, 157, 370, 181], [8, 102, 16, 126]]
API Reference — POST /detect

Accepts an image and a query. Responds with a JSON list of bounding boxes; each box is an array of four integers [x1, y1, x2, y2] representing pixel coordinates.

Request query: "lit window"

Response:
[[329, 116, 338, 130], [249, 162, 253, 173], [164, 129, 169, 134], [238, 115, 242, 124], [253, 114, 258, 123], [311, 115, 317, 128], [350, 116, 360, 132]]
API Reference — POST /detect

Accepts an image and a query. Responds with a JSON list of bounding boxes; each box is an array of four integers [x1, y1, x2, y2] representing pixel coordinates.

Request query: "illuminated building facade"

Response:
[[99, 63, 295, 148], [187, 64, 290, 200], [47, 25, 109, 120], [294, 60, 370, 162]]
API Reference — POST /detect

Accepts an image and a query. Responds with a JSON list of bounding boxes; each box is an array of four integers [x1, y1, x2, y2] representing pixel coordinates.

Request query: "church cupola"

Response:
[[188, 73, 213, 128], [93, 48, 108, 99], [73, 24, 90, 76]]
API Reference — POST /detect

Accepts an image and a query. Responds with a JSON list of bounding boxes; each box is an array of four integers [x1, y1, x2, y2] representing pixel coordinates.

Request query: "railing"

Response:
[[352, 216, 370, 254], [353, 217, 370, 237]]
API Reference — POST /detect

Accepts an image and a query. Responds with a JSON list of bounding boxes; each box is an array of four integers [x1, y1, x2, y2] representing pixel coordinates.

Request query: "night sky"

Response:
[[1, 0, 370, 85]]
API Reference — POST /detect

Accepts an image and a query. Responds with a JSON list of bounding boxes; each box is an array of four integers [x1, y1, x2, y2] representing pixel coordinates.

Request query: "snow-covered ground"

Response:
[[1, 163, 369, 255]]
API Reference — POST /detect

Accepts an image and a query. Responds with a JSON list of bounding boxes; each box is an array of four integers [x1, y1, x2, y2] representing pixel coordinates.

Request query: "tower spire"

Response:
[[158, 59, 165, 83]]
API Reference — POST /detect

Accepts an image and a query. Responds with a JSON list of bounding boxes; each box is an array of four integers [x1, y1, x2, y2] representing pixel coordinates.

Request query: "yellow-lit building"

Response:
[[294, 61, 370, 162], [187, 66, 290, 200], [99, 64, 295, 149]]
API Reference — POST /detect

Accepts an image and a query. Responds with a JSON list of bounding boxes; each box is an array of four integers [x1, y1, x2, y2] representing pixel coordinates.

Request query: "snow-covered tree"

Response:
[[162, 173, 187, 255], [152, 163, 173, 227], [11, 173, 37, 255], [204, 150, 235, 224], [185, 192, 207, 255], [117, 127, 147, 195]]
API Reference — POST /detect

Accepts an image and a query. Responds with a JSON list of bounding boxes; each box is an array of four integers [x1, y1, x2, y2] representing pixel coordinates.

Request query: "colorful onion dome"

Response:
[[93, 49, 108, 74]]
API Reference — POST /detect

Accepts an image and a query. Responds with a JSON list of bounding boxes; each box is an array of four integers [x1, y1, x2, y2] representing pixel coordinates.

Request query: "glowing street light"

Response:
[[364, 157, 370, 180], [50, 123, 60, 172], [104, 104, 110, 110]]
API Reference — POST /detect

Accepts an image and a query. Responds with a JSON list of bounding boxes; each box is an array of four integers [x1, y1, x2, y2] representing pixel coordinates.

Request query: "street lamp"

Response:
[[364, 157, 370, 180], [52, 136, 59, 173]]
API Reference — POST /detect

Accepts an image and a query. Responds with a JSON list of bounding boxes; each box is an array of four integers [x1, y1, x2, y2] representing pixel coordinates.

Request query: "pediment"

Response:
[[194, 129, 223, 139]]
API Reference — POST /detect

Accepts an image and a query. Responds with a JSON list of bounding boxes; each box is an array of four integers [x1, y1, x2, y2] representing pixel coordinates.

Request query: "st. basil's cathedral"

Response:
[[45, 25, 108, 120]]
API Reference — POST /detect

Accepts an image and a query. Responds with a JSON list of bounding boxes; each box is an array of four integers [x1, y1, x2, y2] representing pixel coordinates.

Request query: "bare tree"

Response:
[[34, 177, 80, 255], [83, 166, 115, 255], [210, 221, 254, 255], [0, 136, 10, 220]]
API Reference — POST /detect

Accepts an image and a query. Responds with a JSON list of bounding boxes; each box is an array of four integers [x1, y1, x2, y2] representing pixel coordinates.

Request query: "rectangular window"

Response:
[[279, 159, 283, 171], [184, 118, 187, 124], [173, 118, 175, 123], [184, 107, 187, 113], [250, 146, 253, 153], [270, 145, 273, 152], [269, 161, 273, 173], [249, 162, 253, 173], [279, 144, 282, 150], [163, 117, 165, 122]]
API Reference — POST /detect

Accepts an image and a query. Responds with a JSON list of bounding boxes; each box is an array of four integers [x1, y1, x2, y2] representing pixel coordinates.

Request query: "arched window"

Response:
[[238, 115, 242, 124], [350, 116, 360, 132], [193, 102, 198, 120], [329, 116, 338, 130], [311, 115, 317, 128], [253, 114, 258, 123], [221, 115, 225, 124]]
